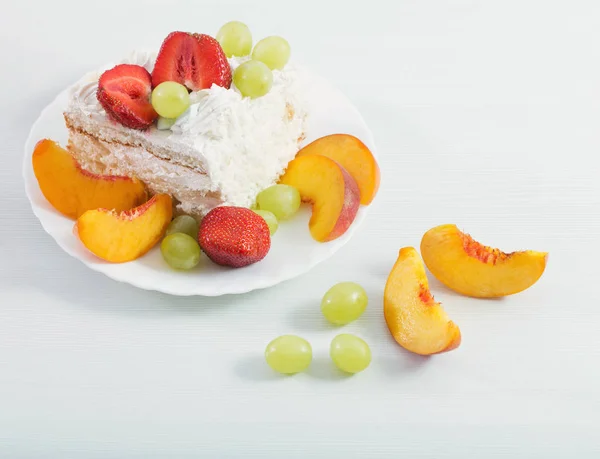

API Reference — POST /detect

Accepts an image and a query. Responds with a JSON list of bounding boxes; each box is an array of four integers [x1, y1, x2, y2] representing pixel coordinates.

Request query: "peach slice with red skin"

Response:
[[75, 194, 173, 263], [279, 155, 360, 242], [384, 247, 461, 355], [296, 134, 380, 205], [32, 139, 147, 219], [420, 224, 548, 298]]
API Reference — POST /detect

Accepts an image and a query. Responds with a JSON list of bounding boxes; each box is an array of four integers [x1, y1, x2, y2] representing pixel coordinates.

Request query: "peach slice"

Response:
[[384, 247, 461, 355], [420, 224, 548, 298], [32, 139, 146, 219], [75, 194, 173, 263], [296, 134, 380, 205], [279, 155, 360, 242]]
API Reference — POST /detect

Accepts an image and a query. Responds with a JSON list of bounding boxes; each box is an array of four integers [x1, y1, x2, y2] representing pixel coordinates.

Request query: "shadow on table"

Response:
[[0, 226, 254, 316]]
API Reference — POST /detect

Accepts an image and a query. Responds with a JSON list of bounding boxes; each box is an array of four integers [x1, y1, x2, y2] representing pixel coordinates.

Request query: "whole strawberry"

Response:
[[199, 206, 270, 268]]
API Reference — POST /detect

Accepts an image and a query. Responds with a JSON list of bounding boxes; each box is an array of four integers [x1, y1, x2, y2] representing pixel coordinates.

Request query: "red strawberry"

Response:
[[152, 31, 232, 91], [199, 206, 271, 268], [96, 64, 157, 130]]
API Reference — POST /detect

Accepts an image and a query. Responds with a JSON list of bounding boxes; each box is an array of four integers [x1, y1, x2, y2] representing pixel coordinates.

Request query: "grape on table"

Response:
[[321, 282, 368, 325], [265, 335, 312, 374], [330, 334, 371, 374]]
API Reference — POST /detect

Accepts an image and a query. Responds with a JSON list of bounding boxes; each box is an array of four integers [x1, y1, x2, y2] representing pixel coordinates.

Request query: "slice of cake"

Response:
[[64, 31, 307, 218]]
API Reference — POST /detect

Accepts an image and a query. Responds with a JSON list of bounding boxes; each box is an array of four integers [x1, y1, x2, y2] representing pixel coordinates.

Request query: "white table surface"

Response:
[[2, 0, 599, 457]]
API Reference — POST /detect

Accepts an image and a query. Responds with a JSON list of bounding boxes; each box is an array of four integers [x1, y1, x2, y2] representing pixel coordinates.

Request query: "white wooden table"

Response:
[[1, 0, 599, 457]]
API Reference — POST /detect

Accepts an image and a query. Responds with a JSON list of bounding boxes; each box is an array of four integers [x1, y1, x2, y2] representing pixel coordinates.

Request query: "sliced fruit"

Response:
[[384, 247, 461, 356], [198, 206, 270, 268], [279, 155, 360, 242], [296, 134, 380, 205], [152, 31, 232, 91], [96, 64, 157, 130], [32, 139, 147, 219], [75, 194, 173, 263], [420, 224, 548, 298]]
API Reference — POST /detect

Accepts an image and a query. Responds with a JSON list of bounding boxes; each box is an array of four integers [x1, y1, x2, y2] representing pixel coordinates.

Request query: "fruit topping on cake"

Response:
[[216, 21, 253, 58], [96, 64, 158, 130], [280, 155, 360, 242], [420, 224, 548, 298], [151, 31, 232, 91], [198, 206, 271, 268], [233, 60, 273, 99], [252, 36, 291, 70], [75, 194, 173, 263], [32, 139, 147, 218], [384, 247, 462, 356], [151, 81, 191, 119]]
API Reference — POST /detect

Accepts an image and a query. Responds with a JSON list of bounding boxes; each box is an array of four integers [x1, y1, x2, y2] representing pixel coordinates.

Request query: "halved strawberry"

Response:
[[152, 31, 232, 91], [96, 64, 157, 130]]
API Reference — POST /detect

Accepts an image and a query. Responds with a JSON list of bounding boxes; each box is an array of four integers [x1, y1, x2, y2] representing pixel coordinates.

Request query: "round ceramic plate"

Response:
[[23, 66, 376, 296]]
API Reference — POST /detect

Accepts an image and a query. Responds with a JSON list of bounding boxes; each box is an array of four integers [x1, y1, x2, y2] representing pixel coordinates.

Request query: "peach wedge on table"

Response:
[[296, 134, 380, 205], [32, 139, 147, 219], [279, 155, 360, 242], [75, 194, 173, 263], [420, 224, 548, 298], [384, 247, 461, 356]]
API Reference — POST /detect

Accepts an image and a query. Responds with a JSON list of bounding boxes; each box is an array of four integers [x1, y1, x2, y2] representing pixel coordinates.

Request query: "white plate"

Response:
[[23, 68, 376, 296]]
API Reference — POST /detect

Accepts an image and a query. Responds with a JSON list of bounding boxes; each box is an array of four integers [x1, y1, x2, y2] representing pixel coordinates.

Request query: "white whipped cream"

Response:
[[66, 49, 308, 211]]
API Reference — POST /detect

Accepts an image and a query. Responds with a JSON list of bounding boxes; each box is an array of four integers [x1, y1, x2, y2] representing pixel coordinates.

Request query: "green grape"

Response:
[[233, 60, 273, 99], [330, 334, 371, 374], [166, 215, 199, 239], [156, 116, 177, 130], [265, 335, 312, 374], [216, 21, 253, 58], [161, 233, 201, 270], [256, 184, 301, 220], [151, 81, 190, 119], [252, 36, 291, 70], [253, 209, 278, 235], [321, 282, 368, 325]]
